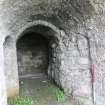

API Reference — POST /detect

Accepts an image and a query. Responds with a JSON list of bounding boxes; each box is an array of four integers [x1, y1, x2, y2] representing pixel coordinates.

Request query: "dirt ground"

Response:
[[19, 74, 75, 105]]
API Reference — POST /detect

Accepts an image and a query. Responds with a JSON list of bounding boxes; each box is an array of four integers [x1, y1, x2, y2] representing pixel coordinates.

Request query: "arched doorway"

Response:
[[16, 24, 60, 81], [15, 24, 65, 105], [16, 32, 49, 78], [3, 21, 66, 101]]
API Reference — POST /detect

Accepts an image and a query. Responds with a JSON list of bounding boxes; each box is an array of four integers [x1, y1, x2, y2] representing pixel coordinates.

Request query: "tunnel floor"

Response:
[[19, 73, 73, 105]]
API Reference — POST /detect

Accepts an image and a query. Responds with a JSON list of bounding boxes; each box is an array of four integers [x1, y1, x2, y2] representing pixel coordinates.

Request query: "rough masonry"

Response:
[[0, 0, 105, 105]]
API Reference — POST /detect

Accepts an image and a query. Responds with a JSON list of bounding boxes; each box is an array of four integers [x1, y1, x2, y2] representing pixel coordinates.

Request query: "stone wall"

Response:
[[0, 45, 7, 105], [0, 67, 7, 105], [0, 0, 105, 105], [3, 36, 19, 98]]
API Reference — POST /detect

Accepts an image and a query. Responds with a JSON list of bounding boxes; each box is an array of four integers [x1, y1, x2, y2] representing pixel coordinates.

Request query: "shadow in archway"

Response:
[[16, 26, 71, 105]]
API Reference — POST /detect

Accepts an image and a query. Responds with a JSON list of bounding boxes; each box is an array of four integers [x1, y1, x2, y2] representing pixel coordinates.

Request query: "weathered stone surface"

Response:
[[0, 45, 7, 105], [0, 0, 105, 105]]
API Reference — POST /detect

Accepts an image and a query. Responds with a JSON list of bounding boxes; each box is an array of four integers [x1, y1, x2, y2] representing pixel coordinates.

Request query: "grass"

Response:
[[55, 89, 65, 102], [9, 80, 68, 105], [8, 97, 34, 105], [47, 84, 65, 102], [8, 88, 66, 105]]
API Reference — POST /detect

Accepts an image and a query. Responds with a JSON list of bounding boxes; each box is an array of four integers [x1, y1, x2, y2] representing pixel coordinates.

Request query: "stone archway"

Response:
[[15, 23, 65, 105], [16, 23, 62, 83], [3, 21, 65, 99]]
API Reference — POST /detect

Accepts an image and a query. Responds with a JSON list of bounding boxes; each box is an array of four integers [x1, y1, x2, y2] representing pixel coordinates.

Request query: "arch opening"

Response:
[[3, 22, 63, 102], [16, 32, 50, 78], [16, 25, 60, 80], [15, 25, 63, 105]]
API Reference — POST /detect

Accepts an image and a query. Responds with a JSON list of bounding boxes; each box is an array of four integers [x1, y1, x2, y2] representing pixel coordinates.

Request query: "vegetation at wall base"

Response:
[[8, 96, 33, 105], [55, 89, 65, 102]]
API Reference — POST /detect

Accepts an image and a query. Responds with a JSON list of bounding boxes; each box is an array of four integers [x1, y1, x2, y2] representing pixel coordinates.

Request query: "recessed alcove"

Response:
[[16, 32, 49, 77]]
